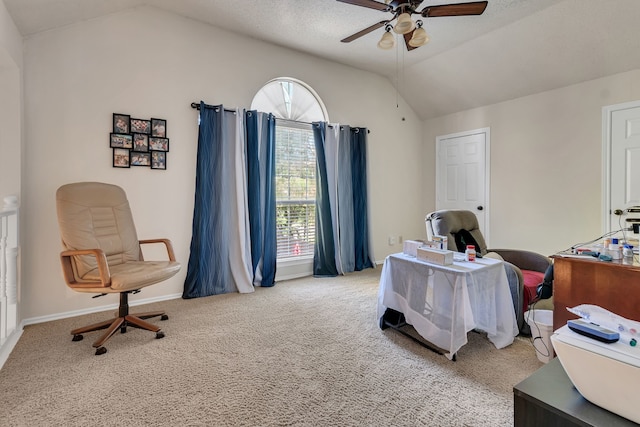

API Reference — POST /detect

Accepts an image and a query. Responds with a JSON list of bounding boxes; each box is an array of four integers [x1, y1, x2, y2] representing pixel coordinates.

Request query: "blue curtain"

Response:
[[246, 111, 277, 287], [312, 122, 339, 277], [312, 122, 374, 276], [350, 127, 374, 271], [183, 103, 276, 298]]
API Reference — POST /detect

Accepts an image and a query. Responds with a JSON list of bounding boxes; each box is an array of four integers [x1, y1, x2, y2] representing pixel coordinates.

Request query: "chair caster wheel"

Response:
[[120, 327, 127, 334], [161, 314, 169, 321], [95, 347, 107, 355], [156, 331, 165, 339], [72, 334, 84, 342]]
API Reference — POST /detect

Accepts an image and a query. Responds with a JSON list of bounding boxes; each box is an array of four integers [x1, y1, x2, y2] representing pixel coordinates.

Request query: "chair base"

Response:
[[70, 291, 167, 355]]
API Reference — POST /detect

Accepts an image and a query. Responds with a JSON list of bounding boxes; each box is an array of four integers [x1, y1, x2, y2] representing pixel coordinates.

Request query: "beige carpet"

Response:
[[0, 268, 543, 426]]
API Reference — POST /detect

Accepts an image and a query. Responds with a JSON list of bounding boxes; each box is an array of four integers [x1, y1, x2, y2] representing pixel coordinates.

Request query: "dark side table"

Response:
[[513, 358, 638, 426]]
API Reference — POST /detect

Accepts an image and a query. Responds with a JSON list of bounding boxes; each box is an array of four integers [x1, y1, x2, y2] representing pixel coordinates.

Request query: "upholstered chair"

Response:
[[425, 209, 552, 333], [56, 182, 181, 354]]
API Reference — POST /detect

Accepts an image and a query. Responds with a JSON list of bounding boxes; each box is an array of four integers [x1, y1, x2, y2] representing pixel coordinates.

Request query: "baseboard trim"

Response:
[[0, 326, 24, 371], [21, 292, 183, 326]]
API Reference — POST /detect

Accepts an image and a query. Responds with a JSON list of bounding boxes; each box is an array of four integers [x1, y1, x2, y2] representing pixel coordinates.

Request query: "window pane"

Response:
[[275, 124, 316, 259]]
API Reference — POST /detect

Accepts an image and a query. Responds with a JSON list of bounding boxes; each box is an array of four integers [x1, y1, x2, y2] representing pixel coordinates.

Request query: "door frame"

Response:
[[602, 100, 640, 233], [435, 127, 491, 244]]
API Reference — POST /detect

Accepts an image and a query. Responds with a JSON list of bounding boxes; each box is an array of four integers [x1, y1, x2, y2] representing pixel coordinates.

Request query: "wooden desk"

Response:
[[513, 358, 637, 427], [552, 255, 640, 330]]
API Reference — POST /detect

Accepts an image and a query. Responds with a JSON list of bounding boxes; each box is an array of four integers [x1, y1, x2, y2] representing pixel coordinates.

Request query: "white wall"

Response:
[[0, 0, 21, 67], [0, 0, 22, 200], [423, 69, 640, 256], [21, 6, 424, 320]]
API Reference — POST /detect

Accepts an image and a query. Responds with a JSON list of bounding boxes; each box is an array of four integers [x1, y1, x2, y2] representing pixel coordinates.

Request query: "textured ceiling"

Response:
[[5, 0, 640, 119]]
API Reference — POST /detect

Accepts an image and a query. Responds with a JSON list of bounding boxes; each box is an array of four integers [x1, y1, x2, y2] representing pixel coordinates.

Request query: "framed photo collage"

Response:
[[111, 113, 169, 170]]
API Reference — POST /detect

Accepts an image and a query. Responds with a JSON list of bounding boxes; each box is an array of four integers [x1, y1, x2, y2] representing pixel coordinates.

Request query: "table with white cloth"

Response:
[[377, 252, 518, 360]]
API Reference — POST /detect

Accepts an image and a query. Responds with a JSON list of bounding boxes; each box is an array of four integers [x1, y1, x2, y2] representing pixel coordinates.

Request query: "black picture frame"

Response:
[[131, 152, 151, 166], [113, 148, 130, 168], [151, 118, 167, 138], [113, 113, 130, 134], [149, 137, 169, 152], [130, 118, 151, 134], [132, 133, 149, 152], [151, 151, 166, 170], [110, 133, 133, 149], [110, 112, 169, 170]]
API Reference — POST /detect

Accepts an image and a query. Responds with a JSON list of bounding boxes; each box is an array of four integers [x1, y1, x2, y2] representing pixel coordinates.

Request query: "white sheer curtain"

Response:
[[229, 110, 254, 293]]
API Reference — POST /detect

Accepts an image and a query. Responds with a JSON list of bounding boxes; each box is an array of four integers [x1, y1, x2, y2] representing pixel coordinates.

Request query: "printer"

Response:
[[551, 305, 640, 424]]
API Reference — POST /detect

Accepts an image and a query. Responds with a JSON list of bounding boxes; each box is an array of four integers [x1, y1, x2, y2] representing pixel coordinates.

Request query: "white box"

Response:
[[416, 246, 454, 265], [423, 241, 439, 249], [403, 240, 424, 257], [431, 235, 448, 250]]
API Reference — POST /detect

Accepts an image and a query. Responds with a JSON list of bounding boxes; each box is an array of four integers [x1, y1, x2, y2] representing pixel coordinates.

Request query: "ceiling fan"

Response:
[[338, 0, 488, 51]]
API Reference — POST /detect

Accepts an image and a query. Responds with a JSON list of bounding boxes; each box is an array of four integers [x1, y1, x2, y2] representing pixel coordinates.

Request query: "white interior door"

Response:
[[605, 101, 640, 234], [436, 128, 490, 241]]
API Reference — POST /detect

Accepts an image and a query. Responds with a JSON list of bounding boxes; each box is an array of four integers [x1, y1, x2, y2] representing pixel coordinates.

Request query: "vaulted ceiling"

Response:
[[5, 0, 640, 120]]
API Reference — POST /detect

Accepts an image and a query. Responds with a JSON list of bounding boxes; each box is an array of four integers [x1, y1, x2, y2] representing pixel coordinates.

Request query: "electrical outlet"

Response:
[[388, 235, 396, 245]]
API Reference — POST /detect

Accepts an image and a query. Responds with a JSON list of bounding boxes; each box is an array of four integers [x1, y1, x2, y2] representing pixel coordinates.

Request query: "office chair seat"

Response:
[[78, 260, 181, 293]]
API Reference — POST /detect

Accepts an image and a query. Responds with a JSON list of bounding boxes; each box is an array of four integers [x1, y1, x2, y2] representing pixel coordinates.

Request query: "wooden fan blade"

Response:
[[336, 0, 392, 12], [421, 1, 488, 18], [341, 20, 390, 43]]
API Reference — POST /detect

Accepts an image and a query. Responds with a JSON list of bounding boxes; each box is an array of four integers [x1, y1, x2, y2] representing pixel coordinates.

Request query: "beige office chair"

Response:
[[425, 209, 552, 333], [56, 182, 181, 355]]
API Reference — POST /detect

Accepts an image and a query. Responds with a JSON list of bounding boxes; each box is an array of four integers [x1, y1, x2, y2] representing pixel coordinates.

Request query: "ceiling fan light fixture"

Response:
[[393, 12, 415, 34], [409, 23, 429, 47], [377, 28, 395, 50]]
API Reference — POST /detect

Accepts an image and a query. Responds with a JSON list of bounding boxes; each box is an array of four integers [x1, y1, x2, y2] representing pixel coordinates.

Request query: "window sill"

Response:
[[276, 256, 313, 281]]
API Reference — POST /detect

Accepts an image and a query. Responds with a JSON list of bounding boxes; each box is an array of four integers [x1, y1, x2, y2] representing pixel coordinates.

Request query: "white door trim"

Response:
[[435, 127, 491, 244], [602, 100, 640, 233]]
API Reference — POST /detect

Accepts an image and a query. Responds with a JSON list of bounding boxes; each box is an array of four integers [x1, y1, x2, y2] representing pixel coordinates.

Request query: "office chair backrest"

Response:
[[426, 209, 488, 255], [56, 182, 140, 280]]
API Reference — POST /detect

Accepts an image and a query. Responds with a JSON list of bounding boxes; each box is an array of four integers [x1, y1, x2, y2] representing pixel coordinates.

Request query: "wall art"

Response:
[[111, 113, 169, 170]]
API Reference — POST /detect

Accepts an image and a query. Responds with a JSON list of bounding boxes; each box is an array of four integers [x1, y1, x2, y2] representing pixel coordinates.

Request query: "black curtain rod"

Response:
[[190, 102, 236, 113], [190, 102, 369, 133]]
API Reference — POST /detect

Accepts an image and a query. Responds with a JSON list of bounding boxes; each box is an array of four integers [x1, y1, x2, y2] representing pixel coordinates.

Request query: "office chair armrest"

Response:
[[488, 248, 551, 273], [139, 238, 177, 261], [60, 248, 111, 288]]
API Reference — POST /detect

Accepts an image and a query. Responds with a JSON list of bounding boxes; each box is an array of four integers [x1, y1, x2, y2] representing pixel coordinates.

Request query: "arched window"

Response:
[[251, 77, 328, 123], [252, 78, 328, 261]]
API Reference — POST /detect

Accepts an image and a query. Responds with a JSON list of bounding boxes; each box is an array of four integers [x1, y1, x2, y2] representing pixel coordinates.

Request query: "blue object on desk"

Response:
[[568, 319, 619, 343]]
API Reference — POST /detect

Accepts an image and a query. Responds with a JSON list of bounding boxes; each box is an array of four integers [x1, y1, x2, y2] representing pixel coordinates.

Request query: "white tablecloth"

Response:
[[377, 253, 518, 359]]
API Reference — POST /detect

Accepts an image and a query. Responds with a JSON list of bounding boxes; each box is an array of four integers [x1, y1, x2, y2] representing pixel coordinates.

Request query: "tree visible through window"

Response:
[[275, 121, 315, 258], [251, 78, 328, 261]]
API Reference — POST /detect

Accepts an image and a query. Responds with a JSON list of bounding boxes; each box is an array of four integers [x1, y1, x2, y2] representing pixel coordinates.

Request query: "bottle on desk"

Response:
[[465, 245, 476, 262], [609, 238, 622, 260]]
